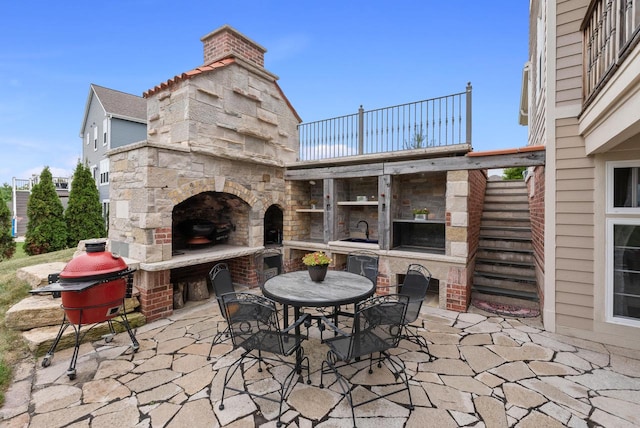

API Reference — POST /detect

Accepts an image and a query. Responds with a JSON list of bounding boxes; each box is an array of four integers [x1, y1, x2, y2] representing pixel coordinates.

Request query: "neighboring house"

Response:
[[79, 84, 147, 221], [524, 0, 640, 349], [10, 176, 70, 237]]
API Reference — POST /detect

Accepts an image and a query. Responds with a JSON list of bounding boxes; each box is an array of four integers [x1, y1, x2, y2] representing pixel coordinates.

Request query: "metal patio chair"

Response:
[[399, 263, 432, 350], [346, 250, 379, 286], [218, 292, 310, 427], [319, 294, 414, 427], [207, 262, 235, 359]]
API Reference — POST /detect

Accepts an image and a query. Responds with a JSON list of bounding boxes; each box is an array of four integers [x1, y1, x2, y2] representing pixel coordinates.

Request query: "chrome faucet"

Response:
[[357, 220, 369, 240]]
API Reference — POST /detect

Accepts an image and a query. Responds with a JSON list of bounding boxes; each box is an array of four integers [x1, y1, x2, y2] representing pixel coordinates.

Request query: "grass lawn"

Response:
[[0, 244, 75, 406]]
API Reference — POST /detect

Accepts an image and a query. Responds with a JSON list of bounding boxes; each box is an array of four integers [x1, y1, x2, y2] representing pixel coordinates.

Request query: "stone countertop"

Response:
[[139, 245, 264, 271]]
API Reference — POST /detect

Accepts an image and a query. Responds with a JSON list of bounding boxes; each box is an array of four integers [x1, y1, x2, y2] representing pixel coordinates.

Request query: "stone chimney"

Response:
[[201, 25, 266, 68]]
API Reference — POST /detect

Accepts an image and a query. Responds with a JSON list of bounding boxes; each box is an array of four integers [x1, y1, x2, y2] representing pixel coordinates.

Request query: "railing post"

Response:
[[358, 105, 364, 155], [466, 82, 472, 146]]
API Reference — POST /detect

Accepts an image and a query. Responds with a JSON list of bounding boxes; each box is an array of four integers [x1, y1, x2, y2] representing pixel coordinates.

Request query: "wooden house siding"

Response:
[[556, 0, 587, 108], [555, 114, 595, 327]]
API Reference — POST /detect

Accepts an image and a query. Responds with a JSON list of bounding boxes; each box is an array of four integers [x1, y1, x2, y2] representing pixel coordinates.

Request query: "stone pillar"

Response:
[[135, 270, 173, 322]]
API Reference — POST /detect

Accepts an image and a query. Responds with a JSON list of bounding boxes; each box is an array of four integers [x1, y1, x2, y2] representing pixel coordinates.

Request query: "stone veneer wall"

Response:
[[108, 43, 299, 320]]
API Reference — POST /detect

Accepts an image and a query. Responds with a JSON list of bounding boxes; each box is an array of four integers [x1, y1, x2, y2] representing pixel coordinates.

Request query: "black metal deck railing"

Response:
[[298, 83, 472, 161], [582, 0, 640, 105]]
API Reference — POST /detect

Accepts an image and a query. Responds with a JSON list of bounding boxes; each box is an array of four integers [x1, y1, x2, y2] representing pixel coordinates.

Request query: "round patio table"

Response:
[[261, 270, 376, 371], [261, 269, 375, 309]]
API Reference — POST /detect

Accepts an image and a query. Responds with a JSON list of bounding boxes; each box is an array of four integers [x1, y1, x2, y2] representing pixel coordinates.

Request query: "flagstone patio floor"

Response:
[[2, 297, 640, 427]]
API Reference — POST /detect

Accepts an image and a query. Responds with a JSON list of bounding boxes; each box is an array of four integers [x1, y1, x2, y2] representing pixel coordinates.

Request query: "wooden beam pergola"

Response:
[[284, 146, 545, 180]]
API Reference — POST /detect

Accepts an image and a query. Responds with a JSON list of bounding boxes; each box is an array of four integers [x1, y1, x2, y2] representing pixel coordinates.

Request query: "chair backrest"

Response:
[[220, 292, 281, 351], [209, 263, 235, 318], [346, 251, 379, 285], [400, 264, 432, 323], [347, 294, 409, 359], [255, 249, 284, 285]]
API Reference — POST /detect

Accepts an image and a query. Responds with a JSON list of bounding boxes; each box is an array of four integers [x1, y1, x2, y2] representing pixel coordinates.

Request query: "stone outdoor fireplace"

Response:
[[106, 25, 300, 321], [172, 192, 246, 250]]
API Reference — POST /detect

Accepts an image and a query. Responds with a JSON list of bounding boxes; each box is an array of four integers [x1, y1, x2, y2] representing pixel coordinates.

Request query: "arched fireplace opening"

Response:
[[172, 191, 249, 251], [264, 205, 283, 245]]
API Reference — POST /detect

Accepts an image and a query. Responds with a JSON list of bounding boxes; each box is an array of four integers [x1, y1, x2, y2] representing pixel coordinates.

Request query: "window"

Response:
[[102, 200, 110, 231], [103, 118, 108, 146], [86, 132, 90, 145], [608, 219, 640, 325], [607, 161, 640, 213], [99, 159, 109, 185], [607, 161, 640, 326], [93, 126, 98, 151], [91, 165, 98, 182]]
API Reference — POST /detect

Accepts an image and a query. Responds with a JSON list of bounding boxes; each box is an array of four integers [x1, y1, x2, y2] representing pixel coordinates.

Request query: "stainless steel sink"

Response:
[[340, 238, 379, 244]]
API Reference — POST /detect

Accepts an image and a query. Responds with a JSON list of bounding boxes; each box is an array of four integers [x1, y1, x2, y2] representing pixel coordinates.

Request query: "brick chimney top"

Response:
[[201, 25, 266, 68]]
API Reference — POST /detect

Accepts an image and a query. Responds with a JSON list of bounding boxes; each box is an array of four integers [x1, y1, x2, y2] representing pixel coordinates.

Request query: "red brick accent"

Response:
[[527, 165, 545, 305], [467, 170, 487, 258], [154, 228, 172, 245], [202, 26, 266, 68], [135, 270, 173, 322], [445, 267, 471, 312]]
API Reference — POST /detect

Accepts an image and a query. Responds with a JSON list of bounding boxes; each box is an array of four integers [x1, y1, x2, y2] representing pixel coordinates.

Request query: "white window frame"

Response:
[[606, 217, 640, 327], [606, 160, 640, 214], [93, 126, 98, 151], [91, 165, 98, 183], [103, 118, 108, 146], [99, 158, 109, 185]]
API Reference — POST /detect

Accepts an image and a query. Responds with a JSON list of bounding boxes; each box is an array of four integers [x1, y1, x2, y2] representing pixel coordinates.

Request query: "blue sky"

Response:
[[0, 1, 529, 186]]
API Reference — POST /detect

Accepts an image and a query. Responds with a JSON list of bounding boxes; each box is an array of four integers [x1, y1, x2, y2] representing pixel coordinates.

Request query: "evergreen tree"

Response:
[[0, 197, 16, 261], [503, 167, 526, 180], [23, 167, 68, 255], [65, 161, 106, 246]]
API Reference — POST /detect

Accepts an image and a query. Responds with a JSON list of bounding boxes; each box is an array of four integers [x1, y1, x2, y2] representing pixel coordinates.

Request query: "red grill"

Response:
[[31, 240, 139, 379]]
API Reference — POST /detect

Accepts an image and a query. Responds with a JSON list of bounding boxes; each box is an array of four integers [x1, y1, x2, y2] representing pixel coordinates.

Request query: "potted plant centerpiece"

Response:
[[302, 251, 332, 282], [309, 199, 318, 209], [412, 208, 429, 221]]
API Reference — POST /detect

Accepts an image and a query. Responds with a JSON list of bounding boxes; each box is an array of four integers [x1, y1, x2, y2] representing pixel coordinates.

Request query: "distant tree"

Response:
[[65, 161, 106, 247], [0, 183, 11, 203], [503, 167, 526, 180], [23, 167, 68, 255], [0, 197, 16, 261]]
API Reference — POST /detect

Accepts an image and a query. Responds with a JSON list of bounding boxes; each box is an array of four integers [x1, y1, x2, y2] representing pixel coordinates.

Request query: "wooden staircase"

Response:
[[472, 179, 539, 310]]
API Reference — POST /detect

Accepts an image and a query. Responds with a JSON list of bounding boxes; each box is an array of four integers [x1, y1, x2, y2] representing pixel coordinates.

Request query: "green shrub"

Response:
[[0, 198, 15, 261], [23, 167, 68, 255], [65, 161, 106, 247]]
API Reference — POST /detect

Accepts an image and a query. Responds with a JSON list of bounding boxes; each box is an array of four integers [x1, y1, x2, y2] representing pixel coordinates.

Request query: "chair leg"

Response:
[[207, 322, 230, 361], [383, 351, 415, 410], [320, 353, 357, 427], [402, 325, 429, 351]]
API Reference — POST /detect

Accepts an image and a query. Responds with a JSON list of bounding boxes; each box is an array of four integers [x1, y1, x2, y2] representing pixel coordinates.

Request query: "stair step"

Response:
[[471, 291, 540, 310], [483, 194, 529, 202], [473, 271, 537, 287], [479, 238, 533, 251], [482, 213, 531, 222], [471, 284, 539, 301], [483, 198, 529, 212], [475, 262, 535, 278], [477, 249, 534, 263], [480, 226, 532, 239]]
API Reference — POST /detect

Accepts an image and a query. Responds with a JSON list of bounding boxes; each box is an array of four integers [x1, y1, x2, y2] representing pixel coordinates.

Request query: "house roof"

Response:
[[79, 84, 146, 135], [91, 84, 146, 121], [143, 57, 302, 123]]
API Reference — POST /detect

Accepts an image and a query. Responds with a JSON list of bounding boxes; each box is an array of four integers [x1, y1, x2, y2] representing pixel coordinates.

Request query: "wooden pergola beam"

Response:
[[284, 148, 545, 180]]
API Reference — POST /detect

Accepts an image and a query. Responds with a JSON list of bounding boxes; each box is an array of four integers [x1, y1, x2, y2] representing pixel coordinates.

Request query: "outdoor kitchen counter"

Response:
[[139, 245, 264, 271]]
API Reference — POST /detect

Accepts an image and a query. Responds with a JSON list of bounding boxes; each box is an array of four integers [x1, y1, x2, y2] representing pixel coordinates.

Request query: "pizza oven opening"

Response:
[[172, 191, 249, 252]]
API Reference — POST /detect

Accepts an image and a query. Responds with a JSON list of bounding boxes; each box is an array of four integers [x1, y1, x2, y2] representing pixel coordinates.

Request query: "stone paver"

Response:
[[2, 299, 640, 427]]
